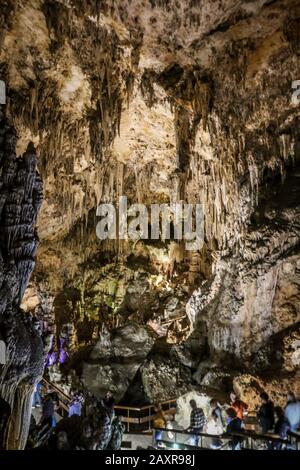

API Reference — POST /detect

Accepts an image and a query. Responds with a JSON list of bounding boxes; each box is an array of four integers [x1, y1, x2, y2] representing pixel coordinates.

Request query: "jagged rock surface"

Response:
[[81, 322, 156, 401], [0, 0, 300, 412], [0, 106, 44, 449]]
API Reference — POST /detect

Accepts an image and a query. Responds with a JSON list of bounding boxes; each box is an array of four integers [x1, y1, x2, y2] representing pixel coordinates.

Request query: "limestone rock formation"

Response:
[[0, 106, 44, 449], [81, 322, 156, 401], [0, 0, 300, 426]]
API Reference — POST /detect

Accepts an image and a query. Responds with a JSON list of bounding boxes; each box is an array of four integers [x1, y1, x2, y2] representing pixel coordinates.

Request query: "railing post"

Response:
[[127, 409, 130, 433], [149, 406, 151, 432]]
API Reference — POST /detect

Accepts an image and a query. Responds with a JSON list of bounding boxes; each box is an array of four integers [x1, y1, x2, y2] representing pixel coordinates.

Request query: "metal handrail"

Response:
[[43, 378, 176, 412], [39, 378, 300, 444], [41, 378, 176, 430], [42, 378, 71, 403], [152, 426, 290, 449], [154, 426, 289, 442], [115, 398, 177, 412], [287, 430, 300, 450]]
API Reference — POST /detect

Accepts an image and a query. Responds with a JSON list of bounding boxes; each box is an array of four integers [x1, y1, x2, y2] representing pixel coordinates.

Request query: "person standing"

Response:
[[284, 391, 300, 432], [153, 403, 167, 444], [226, 407, 244, 450], [205, 412, 223, 449], [103, 391, 115, 412], [230, 392, 248, 421], [40, 393, 56, 428], [68, 393, 84, 417], [187, 399, 206, 447], [271, 406, 290, 449], [32, 382, 42, 409], [210, 399, 225, 428], [257, 392, 274, 433], [46, 348, 58, 368]]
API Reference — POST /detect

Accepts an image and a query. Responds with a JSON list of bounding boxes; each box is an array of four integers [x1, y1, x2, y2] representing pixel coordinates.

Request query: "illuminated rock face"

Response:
[[0, 0, 300, 418], [187, 169, 300, 368]]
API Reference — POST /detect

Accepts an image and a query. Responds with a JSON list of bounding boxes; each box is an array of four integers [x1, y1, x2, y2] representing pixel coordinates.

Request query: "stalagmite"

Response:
[[0, 109, 44, 449]]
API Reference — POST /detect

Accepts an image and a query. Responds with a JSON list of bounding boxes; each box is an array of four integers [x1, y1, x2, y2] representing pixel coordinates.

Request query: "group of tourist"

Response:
[[152, 390, 300, 450], [28, 388, 123, 450], [25, 379, 300, 451], [182, 391, 300, 449]]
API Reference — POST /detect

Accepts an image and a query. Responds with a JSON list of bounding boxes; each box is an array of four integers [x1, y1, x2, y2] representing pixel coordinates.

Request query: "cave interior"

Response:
[[0, 0, 300, 450]]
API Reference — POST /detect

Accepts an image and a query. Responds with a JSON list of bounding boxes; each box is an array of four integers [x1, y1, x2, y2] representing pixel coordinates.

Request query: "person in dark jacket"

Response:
[[272, 406, 290, 450], [226, 407, 244, 450], [274, 406, 290, 438], [40, 393, 55, 427], [103, 391, 115, 422], [257, 392, 274, 433], [103, 391, 115, 411]]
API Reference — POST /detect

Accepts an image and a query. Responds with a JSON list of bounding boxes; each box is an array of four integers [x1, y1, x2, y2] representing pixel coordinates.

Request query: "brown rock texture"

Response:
[[0, 0, 300, 431], [0, 106, 44, 449]]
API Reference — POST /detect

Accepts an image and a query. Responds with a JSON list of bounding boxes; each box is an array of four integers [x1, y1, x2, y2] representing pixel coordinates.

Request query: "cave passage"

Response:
[[0, 0, 300, 453]]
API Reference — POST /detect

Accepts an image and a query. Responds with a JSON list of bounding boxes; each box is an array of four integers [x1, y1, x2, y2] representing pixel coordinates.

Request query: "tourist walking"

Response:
[[187, 399, 206, 447]]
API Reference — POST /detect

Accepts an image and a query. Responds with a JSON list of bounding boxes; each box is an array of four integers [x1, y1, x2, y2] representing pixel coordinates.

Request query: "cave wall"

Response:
[[0, 105, 44, 449], [0, 0, 300, 405]]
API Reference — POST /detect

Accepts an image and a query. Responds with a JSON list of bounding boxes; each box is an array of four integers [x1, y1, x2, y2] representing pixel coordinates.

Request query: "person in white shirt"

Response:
[[284, 392, 300, 432], [205, 413, 223, 449]]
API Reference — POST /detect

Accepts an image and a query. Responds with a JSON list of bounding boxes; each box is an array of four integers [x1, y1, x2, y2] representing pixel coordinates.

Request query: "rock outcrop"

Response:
[[0, 0, 300, 420], [0, 105, 43, 449], [81, 323, 156, 401]]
